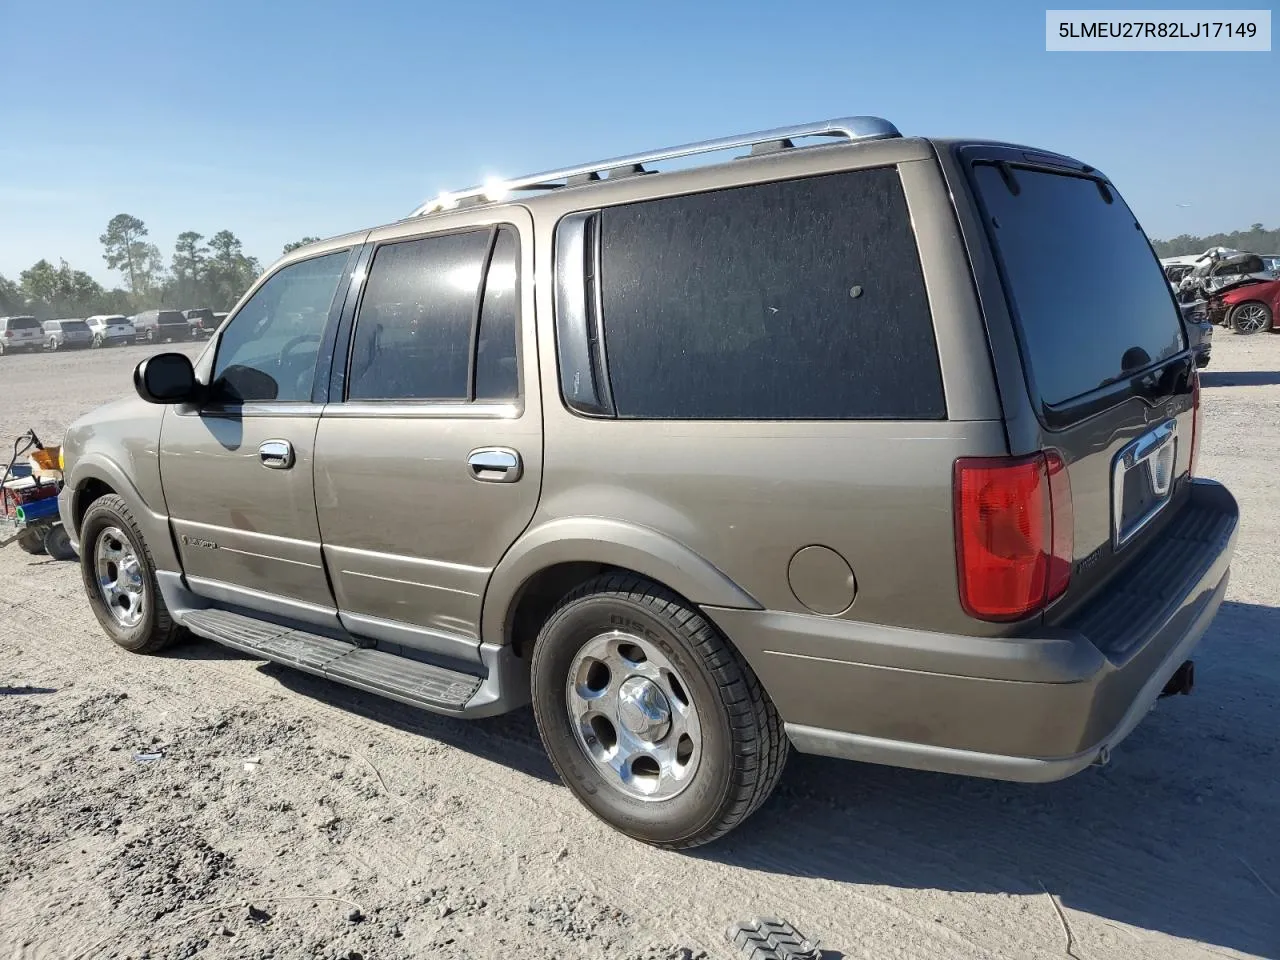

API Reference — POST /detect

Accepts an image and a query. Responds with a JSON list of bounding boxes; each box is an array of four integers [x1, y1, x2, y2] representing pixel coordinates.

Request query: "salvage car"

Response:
[[0, 315, 45, 354], [42, 319, 93, 351], [1206, 276, 1278, 334], [85, 315, 137, 347], [57, 118, 1237, 847]]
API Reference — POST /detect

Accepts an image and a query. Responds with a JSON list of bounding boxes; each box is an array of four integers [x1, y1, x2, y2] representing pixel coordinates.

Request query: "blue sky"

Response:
[[1, 0, 1276, 287]]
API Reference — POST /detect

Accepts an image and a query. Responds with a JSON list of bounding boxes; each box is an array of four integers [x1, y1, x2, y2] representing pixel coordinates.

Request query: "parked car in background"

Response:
[[59, 118, 1237, 847], [85, 315, 137, 347], [42, 319, 93, 351], [0, 315, 45, 354], [1260, 255, 1280, 277], [1208, 276, 1279, 335], [132, 309, 190, 343], [184, 307, 218, 339]]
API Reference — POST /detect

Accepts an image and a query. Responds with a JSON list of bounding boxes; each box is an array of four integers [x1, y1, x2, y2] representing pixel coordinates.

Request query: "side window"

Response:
[[475, 227, 520, 401], [347, 227, 520, 402], [212, 250, 349, 403], [596, 168, 945, 420]]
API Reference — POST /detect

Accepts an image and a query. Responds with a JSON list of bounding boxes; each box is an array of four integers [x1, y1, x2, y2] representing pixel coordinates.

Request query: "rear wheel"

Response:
[[530, 573, 787, 848], [47, 337, 58, 351], [91, 334, 104, 348], [79, 494, 181, 653], [1229, 300, 1273, 335]]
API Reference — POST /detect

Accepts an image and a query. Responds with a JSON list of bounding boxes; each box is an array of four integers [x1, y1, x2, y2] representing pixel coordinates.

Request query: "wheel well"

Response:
[[74, 478, 115, 529], [505, 561, 612, 659]]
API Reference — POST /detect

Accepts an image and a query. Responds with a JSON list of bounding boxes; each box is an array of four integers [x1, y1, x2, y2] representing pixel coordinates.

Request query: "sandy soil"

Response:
[[0, 335, 1277, 960]]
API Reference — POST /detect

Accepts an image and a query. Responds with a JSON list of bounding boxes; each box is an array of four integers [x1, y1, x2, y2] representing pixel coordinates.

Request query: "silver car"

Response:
[[41, 319, 94, 351]]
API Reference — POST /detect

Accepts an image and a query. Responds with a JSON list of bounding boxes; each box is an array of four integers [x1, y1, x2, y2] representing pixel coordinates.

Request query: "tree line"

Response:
[[3, 214, 1277, 321], [1150, 222, 1279, 259], [0, 213, 318, 321]]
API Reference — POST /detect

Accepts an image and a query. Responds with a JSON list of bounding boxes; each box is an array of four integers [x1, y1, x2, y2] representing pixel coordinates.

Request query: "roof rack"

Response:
[[409, 115, 901, 217]]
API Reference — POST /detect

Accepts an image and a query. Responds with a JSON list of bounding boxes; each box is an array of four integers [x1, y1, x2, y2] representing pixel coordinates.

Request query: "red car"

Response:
[[1210, 277, 1279, 335]]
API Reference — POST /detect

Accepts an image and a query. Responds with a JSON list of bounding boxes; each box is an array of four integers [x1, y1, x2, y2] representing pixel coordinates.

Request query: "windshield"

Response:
[[970, 162, 1185, 407]]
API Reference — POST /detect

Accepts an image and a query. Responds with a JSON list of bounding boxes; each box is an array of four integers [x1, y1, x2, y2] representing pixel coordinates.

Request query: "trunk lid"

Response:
[[962, 148, 1198, 621]]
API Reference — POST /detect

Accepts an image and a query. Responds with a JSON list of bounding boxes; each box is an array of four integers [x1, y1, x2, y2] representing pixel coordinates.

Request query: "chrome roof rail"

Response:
[[409, 116, 901, 217]]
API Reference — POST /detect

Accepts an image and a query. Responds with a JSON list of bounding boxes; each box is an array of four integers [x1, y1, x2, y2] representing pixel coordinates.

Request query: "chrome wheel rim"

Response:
[[1235, 303, 1269, 334], [566, 630, 702, 801], [94, 526, 146, 628]]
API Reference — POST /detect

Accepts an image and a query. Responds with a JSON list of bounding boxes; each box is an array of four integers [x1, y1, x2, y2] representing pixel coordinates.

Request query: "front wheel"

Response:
[[1229, 301, 1273, 335], [79, 494, 181, 653], [531, 573, 787, 848]]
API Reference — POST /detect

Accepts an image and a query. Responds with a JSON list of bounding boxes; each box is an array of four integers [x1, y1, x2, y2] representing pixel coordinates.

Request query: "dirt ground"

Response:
[[0, 336, 1277, 960]]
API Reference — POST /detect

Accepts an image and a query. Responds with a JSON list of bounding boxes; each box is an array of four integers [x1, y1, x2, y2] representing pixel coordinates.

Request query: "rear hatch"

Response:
[[158, 310, 187, 326], [4, 316, 42, 344], [960, 146, 1199, 624]]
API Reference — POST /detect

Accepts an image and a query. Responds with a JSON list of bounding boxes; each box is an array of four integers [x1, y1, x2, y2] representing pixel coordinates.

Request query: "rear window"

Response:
[[970, 162, 1185, 407], [597, 168, 944, 420], [7, 316, 40, 330], [158, 311, 187, 324], [63, 321, 89, 333]]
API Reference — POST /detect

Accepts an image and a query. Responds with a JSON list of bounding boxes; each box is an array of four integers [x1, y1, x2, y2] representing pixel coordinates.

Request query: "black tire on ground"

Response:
[[47, 338, 58, 351], [91, 334, 103, 348], [16, 527, 47, 555], [1228, 300, 1273, 335], [0, 340, 6, 355], [530, 572, 787, 849], [78, 494, 181, 654], [43, 523, 76, 561]]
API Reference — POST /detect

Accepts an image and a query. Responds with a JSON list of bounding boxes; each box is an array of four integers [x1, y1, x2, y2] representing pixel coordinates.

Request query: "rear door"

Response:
[[956, 146, 1198, 617], [313, 210, 541, 666]]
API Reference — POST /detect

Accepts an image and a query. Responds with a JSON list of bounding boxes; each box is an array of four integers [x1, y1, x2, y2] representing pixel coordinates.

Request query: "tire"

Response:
[[530, 572, 787, 848], [92, 334, 104, 349], [78, 494, 181, 654], [144, 328, 155, 343], [0, 340, 6, 355], [47, 338, 58, 351], [43, 523, 76, 561], [16, 527, 47, 555], [1229, 300, 1273, 335]]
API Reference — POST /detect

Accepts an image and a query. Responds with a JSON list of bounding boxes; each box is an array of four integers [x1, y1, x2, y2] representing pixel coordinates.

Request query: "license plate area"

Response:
[[1112, 419, 1178, 549]]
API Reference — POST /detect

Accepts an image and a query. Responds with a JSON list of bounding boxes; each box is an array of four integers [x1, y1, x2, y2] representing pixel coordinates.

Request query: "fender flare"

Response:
[[66, 454, 180, 571], [480, 516, 761, 646]]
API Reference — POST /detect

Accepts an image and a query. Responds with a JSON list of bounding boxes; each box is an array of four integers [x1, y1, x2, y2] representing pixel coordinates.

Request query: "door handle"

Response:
[[259, 439, 295, 470], [468, 447, 522, 483]]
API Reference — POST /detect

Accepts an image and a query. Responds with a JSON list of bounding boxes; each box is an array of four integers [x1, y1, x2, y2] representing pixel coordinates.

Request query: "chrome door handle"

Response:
[[259, 439, 295, 470], [468, 447, 522, 483]]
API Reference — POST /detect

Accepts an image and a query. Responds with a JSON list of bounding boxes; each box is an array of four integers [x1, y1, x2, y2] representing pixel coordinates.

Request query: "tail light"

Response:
[[2, 330, 11, 338], [1188, 372, 1203, 477], [954, 452, 1073, 622]]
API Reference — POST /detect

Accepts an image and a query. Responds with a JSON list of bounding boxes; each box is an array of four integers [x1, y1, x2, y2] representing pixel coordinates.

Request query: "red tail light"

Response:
[[2, 330, 12, 338], [954, 452, 1073, 622], [1189, 372, 1203, 477]]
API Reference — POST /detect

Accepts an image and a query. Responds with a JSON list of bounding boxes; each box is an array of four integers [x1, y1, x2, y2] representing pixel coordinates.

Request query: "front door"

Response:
[[160, 245, 359, 627], [313, 215, 541, 665]]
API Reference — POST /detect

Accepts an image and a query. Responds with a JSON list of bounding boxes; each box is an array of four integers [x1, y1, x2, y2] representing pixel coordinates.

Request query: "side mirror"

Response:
[[134, 353, 199, 404]]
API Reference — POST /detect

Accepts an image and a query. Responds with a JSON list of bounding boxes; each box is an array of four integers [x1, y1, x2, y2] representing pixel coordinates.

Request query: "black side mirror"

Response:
[[134, 353, 199, 404]]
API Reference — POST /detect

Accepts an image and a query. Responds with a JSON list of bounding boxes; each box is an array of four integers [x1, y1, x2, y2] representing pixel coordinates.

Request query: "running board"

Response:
[[182, 608, 482, 712]]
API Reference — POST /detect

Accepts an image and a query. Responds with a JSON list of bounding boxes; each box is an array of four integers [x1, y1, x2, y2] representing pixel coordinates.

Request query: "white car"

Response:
[[85, 315, 137, 348], [0, 315, 45, 354]]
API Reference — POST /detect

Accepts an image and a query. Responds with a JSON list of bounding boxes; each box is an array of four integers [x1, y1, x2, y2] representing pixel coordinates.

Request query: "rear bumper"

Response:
[[707, 479, 1239, 782]]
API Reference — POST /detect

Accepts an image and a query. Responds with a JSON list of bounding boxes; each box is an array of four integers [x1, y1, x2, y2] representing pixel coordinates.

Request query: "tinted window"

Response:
[[64, 321, 89, 332], [213, 250, 348, 402], [970, 164, 1184, 407], [8, 317, 40, 330], [475, 228, 519, 401], [158, 310, 187, 324], [597, 168, 944, 420], [348, 230, 490, 401]]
